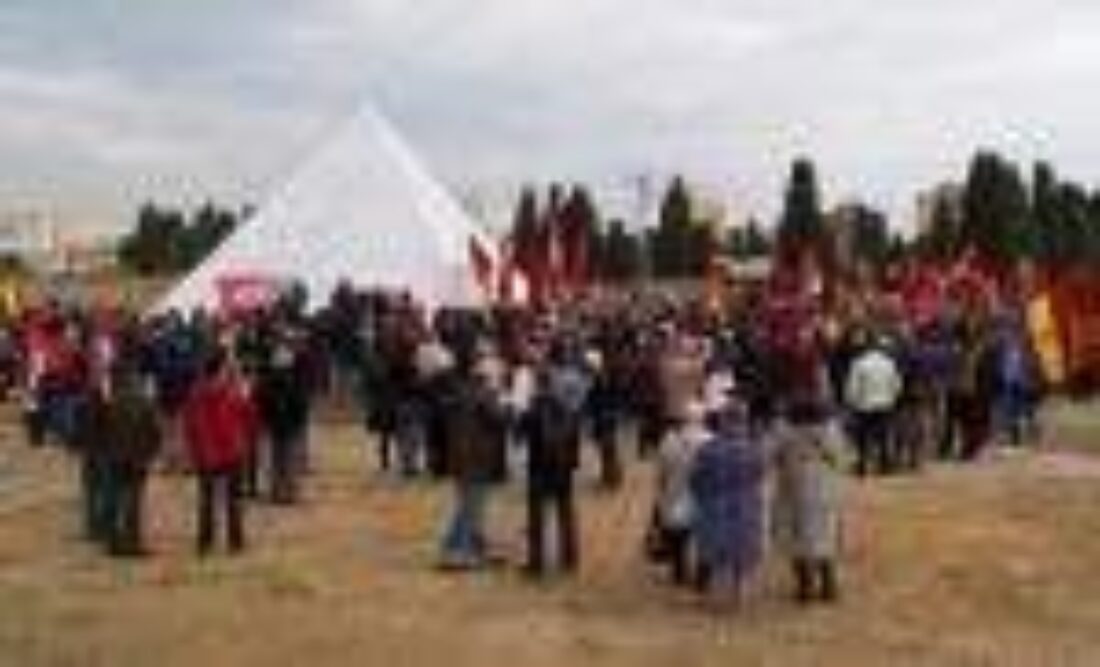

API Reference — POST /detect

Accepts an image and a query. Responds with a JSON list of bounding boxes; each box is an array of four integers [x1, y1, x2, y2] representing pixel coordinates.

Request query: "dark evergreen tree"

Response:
[[847, 203, 891, 269], [961, 151, 1030, 265], [118, 202, 186, 275], [651, 176, 694, 278], [777, 157, 824, 264], [601, 219, 643, 283], [182, 202, 237, 268]]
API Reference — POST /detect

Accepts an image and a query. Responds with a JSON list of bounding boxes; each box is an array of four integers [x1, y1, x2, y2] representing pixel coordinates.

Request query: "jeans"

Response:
[[40, 387, 83, 448], [526, 476, 578, 575], [440, 481, 490, 566], [995, 384, 1038, 446], [198, 467, 245, 554], [394, 399, 425, 477]]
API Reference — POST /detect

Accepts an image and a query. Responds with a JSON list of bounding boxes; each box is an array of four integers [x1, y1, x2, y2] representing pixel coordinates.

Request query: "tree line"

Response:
[[916, 153, 1100, 270], [116, 149, 1100, 283]]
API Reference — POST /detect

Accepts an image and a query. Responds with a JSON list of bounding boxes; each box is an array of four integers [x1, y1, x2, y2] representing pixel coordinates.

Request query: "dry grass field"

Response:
[[1, 404, 1100, 667]]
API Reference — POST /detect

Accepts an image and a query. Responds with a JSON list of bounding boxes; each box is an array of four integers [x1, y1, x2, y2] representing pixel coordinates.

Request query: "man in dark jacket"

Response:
[[524, 349, 589, 577], [255, 331, 312, 504], [99, 367, 162, 556], [76, 365, 162, 556], [438, 362, 505, 569]]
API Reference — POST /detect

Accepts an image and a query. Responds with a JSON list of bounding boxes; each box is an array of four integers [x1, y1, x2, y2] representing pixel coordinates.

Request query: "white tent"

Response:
[[154, 104, 500, 313]]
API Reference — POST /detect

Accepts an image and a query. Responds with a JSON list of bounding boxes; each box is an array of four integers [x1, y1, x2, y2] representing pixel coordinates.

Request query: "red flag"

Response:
[[468, 236, 495, 293]]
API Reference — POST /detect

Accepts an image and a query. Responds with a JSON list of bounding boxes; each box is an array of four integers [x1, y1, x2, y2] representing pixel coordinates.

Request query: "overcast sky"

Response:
[[3, 0, 1100, 231]]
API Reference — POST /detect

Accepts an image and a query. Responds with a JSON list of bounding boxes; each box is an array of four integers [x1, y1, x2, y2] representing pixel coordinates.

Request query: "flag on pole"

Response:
[[1028, 290, 1066, 387]]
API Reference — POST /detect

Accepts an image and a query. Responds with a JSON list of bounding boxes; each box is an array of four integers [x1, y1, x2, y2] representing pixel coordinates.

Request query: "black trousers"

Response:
[[198, 467, 245, 554], [592, 412, 622, 489], [269, 434, 300, 504], [942, 393, 990, 461], [526, 476, 578, 574], [852, 410, 894, 476], [102, 465, 148, 555], [663, 526, 691, 586], [793, 558, 838, 603]]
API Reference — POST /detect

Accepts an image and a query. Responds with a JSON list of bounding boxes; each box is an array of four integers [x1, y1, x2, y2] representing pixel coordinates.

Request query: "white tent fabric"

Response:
[[154, 104, 498, 313]]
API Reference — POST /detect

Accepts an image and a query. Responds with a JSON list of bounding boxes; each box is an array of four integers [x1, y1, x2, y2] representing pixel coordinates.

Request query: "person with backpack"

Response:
[[523, 342, 590, 578]]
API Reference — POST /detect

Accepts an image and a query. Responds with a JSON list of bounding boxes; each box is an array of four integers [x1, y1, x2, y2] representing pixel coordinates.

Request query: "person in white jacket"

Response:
[[653, 401, 710, 586], [844, 337, 903, 476]]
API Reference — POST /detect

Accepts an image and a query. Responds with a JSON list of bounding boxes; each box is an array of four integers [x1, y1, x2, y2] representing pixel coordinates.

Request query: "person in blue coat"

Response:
[[689, 398, 765, 607]]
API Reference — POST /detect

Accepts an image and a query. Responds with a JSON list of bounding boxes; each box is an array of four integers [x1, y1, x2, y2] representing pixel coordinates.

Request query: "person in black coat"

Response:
[[75, 366, 162, 556], [523, 352, 589, 577], [255, 331, 312, 504]]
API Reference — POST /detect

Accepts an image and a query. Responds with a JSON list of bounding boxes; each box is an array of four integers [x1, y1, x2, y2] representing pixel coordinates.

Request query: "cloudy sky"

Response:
[[2, 0, 1100, 231]]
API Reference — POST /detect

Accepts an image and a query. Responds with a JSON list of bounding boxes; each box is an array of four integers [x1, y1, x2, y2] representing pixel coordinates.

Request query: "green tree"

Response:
[[777, 157, 824, 264], [118, 202, 186, 275], [961, 151, 1030, 265], [651, 176, 695, 278], [182, 202, 237, 269], [600, 219, 643, 283], [1030, 161, 1058, 264], [847, 203, 891, 268]]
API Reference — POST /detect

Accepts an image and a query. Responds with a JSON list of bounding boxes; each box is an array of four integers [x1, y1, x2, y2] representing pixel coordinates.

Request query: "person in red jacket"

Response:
[[183, 350, 257, 555]]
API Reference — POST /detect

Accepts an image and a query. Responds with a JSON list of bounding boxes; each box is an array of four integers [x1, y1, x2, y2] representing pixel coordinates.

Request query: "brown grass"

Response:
[[1, 409, 1100, 667]]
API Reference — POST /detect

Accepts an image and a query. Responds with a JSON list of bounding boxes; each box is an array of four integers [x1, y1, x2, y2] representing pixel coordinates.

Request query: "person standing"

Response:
[[255, 330, 312, 504], [772, 399, 847, 604], [653, 402, 709, 586], [688, 400, 766, 607], [948, 316, 998, 461], [844, 335, 903, 476], [523, 345, 589, 578], [438, 360, 506, 569], [587, 346, 623, 490], [94, 366, 162, 557], [183, 352, 257, 555]]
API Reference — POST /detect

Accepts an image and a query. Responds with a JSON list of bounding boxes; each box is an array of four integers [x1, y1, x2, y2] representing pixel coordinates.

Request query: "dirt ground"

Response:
[[2, 405, 1100, 667]]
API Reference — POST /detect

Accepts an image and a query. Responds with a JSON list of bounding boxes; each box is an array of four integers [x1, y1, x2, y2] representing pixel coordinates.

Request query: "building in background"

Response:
[[0, 208, 118, 276]]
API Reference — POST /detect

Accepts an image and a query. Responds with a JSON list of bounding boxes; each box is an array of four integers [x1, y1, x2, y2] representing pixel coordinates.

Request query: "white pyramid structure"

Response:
[[155, 104, 499, 313]]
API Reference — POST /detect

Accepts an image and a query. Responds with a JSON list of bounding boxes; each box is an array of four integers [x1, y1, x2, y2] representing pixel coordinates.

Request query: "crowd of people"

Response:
[[6, 274, 1046, 608]]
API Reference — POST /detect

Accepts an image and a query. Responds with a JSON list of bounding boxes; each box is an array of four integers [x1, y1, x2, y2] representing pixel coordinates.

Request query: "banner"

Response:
[[215, 274, 280, 316], [1027, 291, 1066, 387]]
